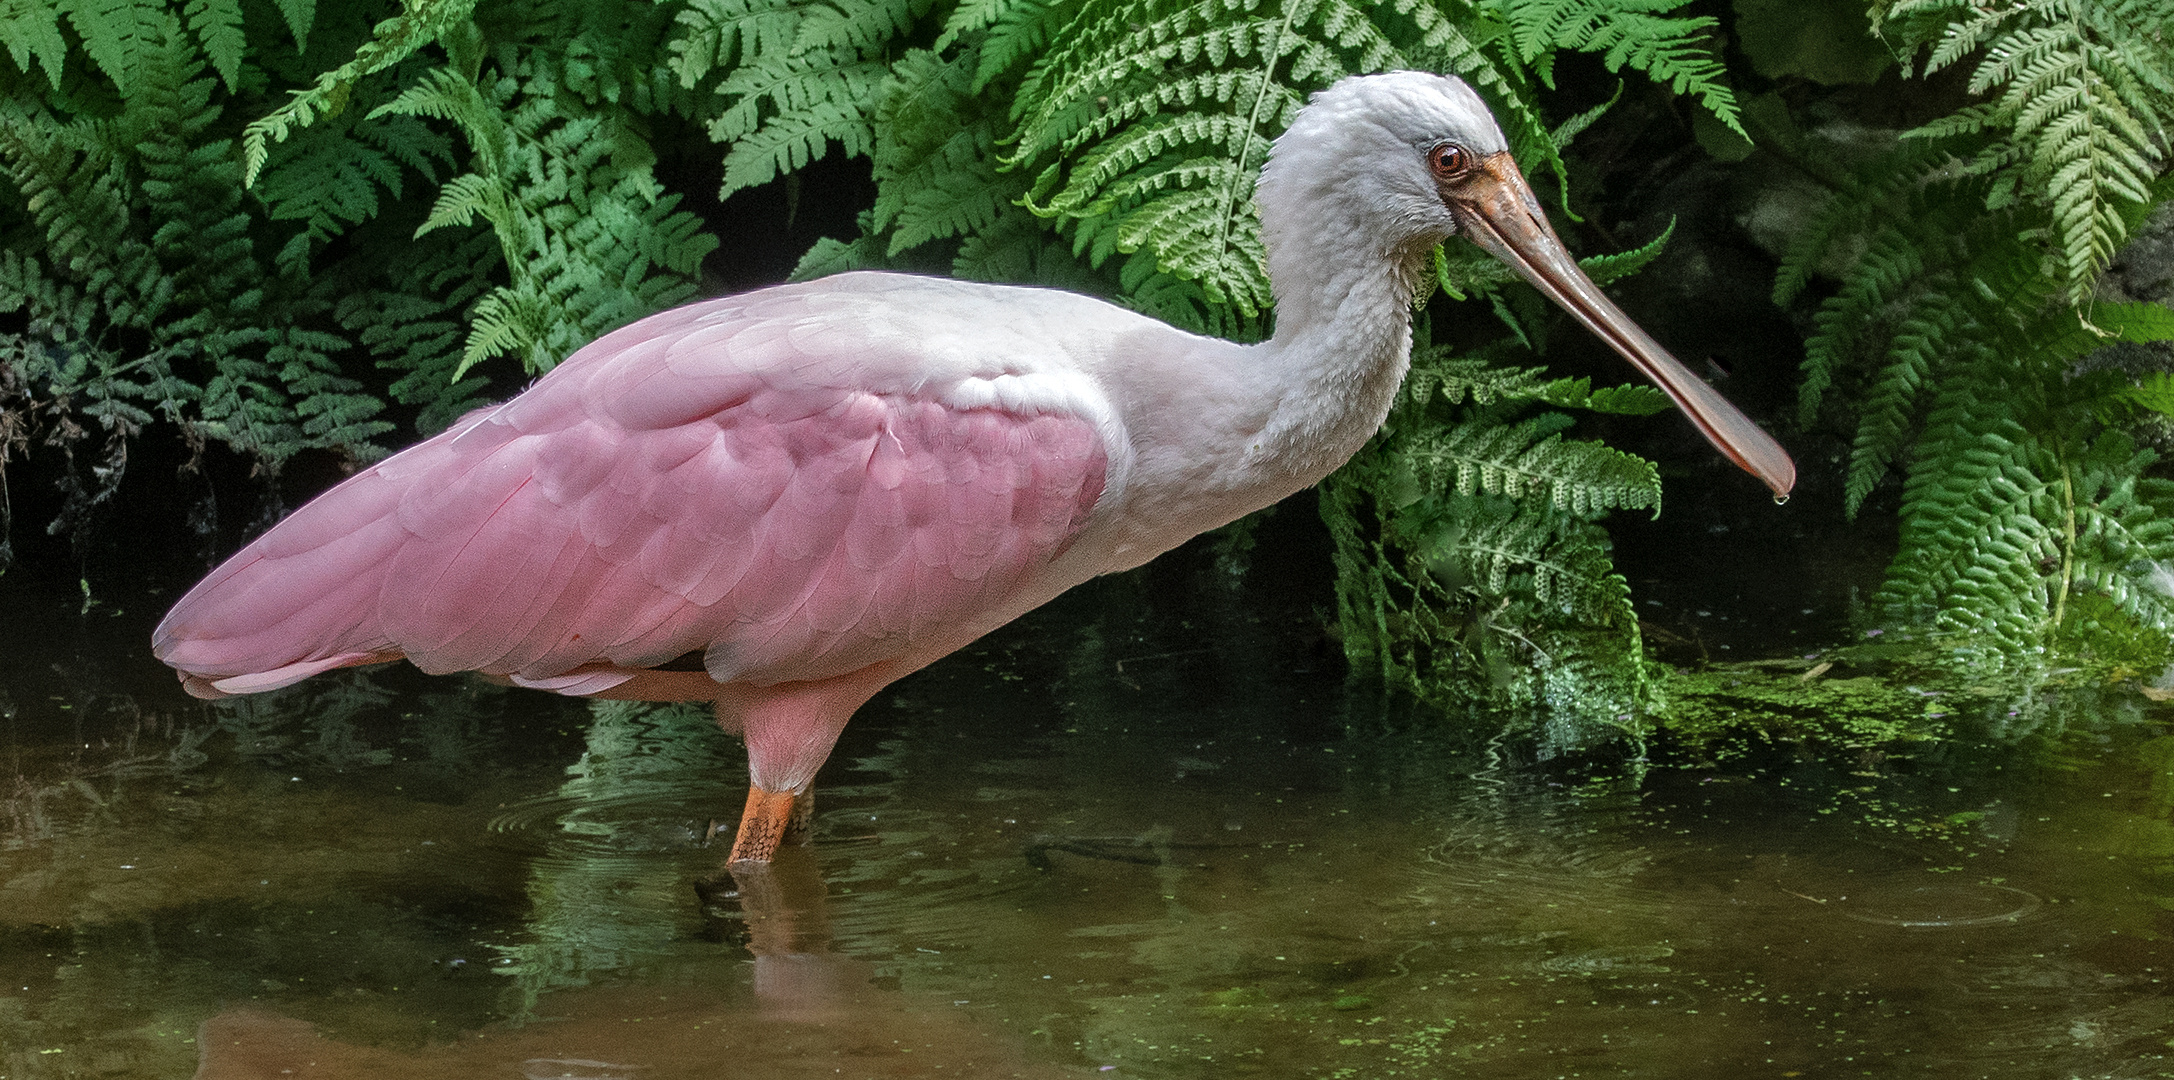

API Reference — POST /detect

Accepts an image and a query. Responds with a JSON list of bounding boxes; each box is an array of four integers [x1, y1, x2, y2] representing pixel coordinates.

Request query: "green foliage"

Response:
[[1494, 0, 1739, 132], [0, 0, 726, 565], [1783, 5, 2174, 663], [1875, 0, 2174, 299], [0, 5, 397, 546], [239, 0, 477, 186], [381, 56, 716, 375], [670, 0, 931, 200], [1321, 335, 1668, 737], [251, 83, 456, 274]]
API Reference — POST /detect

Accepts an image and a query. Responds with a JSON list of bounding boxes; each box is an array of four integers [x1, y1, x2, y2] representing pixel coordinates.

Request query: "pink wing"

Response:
[[154, 288, 1110, 699]]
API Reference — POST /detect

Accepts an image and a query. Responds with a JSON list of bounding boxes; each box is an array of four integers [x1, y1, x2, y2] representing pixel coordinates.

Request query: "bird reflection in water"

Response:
[[193, 702, 1089, 1079]]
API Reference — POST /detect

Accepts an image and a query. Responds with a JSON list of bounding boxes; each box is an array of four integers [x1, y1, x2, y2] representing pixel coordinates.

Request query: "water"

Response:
[[3, 546, 2173, 1079]]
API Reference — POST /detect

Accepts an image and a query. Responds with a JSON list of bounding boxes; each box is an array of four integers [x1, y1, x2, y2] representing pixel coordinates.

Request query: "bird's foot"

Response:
[[728, 785, 798, 864]]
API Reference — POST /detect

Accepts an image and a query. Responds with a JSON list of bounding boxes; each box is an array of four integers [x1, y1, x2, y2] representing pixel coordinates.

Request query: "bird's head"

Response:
[[1258, 70, 1505, 253], [1259, 72, 1796, 500]]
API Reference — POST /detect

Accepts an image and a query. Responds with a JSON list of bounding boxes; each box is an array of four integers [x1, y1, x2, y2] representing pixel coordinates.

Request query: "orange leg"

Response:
[[783, 788, 814, 845], [730, 785, 799, 864]]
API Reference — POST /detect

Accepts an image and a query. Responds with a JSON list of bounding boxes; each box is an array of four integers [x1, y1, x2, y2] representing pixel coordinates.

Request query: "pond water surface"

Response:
[[3, 537, 2172, 1080]]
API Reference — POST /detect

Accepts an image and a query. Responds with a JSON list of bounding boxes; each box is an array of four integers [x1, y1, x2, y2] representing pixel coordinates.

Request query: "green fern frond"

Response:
[[717, 72, 883, 194], [384, 57, 716, 376], [1407, 350, 1548, 407], [1395, 491, 1640, 630], [253, 104, 454, 274], [1005, 0, 1700, 317], [181, 0, 243, 90], [1793, 196, 1964, 430], [1880, 377, 2053, 646], [951, 0, 1058, 88], [336, 228, 501, 433], [1838, 250, 2174, 659], [241, 0, 481, 186], [666, 0, 798, 88], [674, 0, 927, 200], [272, 327, 392, 456], [1495, 0, 1739, 134], [1398, 411, 1664, 517], [1879, 0, 2173, 298], [865, 48, 1025, 256], [0, 0, 67, 89], [61, 0, 171, 96], [1008, 0, 1409, 317], [1537, 376, 1670, 415], [271, 0, 313, 50], [1576, 216, 1672, 286], [1842, 288, 1957, 515], [797, 0, 920, 53]]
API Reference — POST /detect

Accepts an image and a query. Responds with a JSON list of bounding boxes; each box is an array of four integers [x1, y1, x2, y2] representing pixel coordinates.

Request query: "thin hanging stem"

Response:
[[1211, 2, 1300, 294]]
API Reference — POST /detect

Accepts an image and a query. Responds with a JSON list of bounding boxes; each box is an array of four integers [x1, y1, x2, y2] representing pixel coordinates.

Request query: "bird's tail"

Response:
[[152, 469, 410, 699]]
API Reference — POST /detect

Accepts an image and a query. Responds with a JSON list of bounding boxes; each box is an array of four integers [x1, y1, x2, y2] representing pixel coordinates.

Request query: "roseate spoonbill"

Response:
[[154, 72, 1795, 864]]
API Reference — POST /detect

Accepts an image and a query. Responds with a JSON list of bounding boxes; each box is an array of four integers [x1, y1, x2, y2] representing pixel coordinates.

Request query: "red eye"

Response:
[[1429, 143, 1469, 177]]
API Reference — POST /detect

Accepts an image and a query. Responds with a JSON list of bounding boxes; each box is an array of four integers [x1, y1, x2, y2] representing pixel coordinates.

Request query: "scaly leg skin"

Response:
[[730, 785, 798, 864], [782, 788, 814, 845]]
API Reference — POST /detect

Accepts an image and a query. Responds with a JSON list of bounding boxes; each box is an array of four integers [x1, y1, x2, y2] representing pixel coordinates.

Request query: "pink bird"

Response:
[[155, 73, 1795, 864]]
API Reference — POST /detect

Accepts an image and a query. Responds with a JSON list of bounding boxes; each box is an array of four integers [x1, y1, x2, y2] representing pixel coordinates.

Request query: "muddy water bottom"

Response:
[[3, 567, 2173, 1080]]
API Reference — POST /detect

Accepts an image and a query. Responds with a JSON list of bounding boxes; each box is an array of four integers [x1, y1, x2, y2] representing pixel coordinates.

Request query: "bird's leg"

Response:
[[710, 699, 745, 738], [783, 788, 815, 845], [729, 785, 799, 864], [716, 664, 894, 863]]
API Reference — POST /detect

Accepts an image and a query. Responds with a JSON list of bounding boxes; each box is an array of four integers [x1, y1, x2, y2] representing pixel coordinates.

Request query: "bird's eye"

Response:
[[1428, 143, 1470, 178]]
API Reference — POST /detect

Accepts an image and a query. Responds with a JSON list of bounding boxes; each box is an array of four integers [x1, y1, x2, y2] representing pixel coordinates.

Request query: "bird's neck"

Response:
[[1249, 225, 1431, 477]]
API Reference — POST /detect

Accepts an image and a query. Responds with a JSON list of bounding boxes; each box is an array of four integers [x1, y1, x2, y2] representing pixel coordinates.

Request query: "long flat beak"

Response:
[[1447, 153, 1796, 500]]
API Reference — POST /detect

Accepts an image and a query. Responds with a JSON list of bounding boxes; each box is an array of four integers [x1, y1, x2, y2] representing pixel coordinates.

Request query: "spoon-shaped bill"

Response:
[[1447, 153, 1796, 500]]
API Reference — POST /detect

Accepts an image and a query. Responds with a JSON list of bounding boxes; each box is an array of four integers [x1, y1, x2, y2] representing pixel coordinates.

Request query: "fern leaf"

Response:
[[182, 0, 242, 90], [274, 0, 311, 49], [389, 57, 715, 376], [668, 0, 800, 89], [0, 0, 67, 88], [2092, 300, 2174, 344], [1010, 0, 1397, 319], [1406, 350, 1551, 406], [252, 101, 453, 274], [1536, 376, 1670, 415], [794, 0, 922, 55], [1882, 0, 2172, 297], [1496, 0, 1740, 134], [241, 0, 480, 186], [1843, 290, 1958, 515], [864, 48, 1025, 255], [1401, 412, 1664, 518], [1578, 216, 1673, 286], [680, 0, 926, 201], [793, 226, 887, 279], [718, 78, 881, 195], [61, 0, 168, 95], [963, 0, 1057, 88]]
